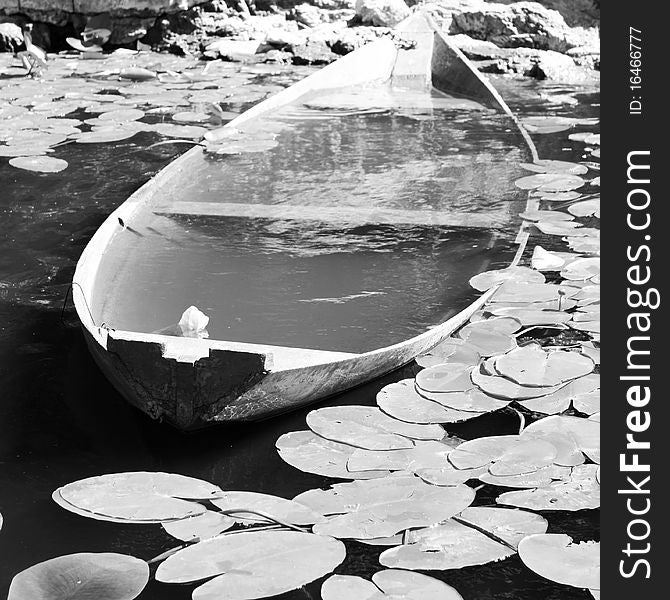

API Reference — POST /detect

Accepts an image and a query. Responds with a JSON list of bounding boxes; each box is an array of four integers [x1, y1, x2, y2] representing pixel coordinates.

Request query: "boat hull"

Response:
[[73, 12, 537, 430]]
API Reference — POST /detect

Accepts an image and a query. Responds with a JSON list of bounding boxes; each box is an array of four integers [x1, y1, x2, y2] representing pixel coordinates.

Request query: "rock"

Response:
[[527, 49, 599, 83], [0, 21, 22, 52], [262, 48, 293, 63], [289, 3, 355, 28], [355, 0, 411, 27], [490, 0, 599, 28], [290, 38, 338, 64], [450, 1, 598, 53], [205, 38, 263, 59]]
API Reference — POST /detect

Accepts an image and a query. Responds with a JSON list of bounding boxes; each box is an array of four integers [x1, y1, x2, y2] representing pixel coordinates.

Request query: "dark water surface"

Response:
[[0, 78, 599, 598]]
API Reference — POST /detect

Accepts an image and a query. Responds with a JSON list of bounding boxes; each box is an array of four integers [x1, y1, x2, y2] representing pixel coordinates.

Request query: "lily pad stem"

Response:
[[216, 508, 310, 533], [452, 515, 517, 552]]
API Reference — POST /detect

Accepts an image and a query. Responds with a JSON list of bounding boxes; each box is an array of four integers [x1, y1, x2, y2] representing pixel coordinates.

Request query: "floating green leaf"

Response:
[[471, 367, 564, 401], [518, 534, 599, 590], [377, 380, 482, 424], [515, 173, 585, 192], [479, 464, 572, 488], [522, 415, 600, 463], [322, 570, 464, 600], [489, 307, 572, 327], [415, 338, 481, 369], [494, 345, 594, 387], [416, 464, 487, 486], [211, 491, 322, 525], [380, 507, 547, 570], [568, 199, 600, 218], [469, 266, 544, 292], [156, 530, 345, 600], [296, 476, 475, 539], [8, 553, 148, 600], [520, 159, 588, 175], [417, 386, 509, 413], [98, 108, 144, 122], [561, 257, 600, 281], [55, 472, 221, 523], [305, 405, 444, 450], [162, 510, 235, 542], [347, 440, 457, 473], [415, 363, 475, 394], [530, 246, 566, 270], [8, 156, 68, 173], [497, 464, 600, 510], [275, 431, 389, 479], [520, 210, 574, 223], [493, 282, 579, 304], [457, 322, 518, 357]]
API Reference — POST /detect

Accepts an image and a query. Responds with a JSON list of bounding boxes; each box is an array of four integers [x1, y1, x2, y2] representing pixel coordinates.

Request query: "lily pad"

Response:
[[305, 405, 444, 450], [522, 415, 599, 463], [156, 530, 345, 600], [530, 246, 566, 271], [497, 464, 600, 510], [520, 210, 574, 223], [275, 431, 389, 479], [520, 160, 588, 175], [573, 389, 600, 415], [534, 220, 584, 236], [347, 440, 457, 473], [469, 266, 545, 292], [98, 108, 144, 122], [8, 156, 68, 173], [479, 464, 572, 488], [568, 199, 600, 218], [471, 367, 565, 401], [561, 257, 600, 281], [518, 534, 599, 589], [493, 282, 579, 305], [416, 465, 488, 486], [488, 307, 572, 327], [380, 507, 547, 570], [415, 363, 475, 394], [417, 387, 509, 413], [75, 130, 138, 143], [494, 345, 594, 387], [377, 380, 483, 424], [322, 570, 464, 600], [172, 111, 212, 123], [8, 553, 149, 600], [55, 472, 221, 523], [457, 322, 518, 357], [296, 476, 475, 539], [515, 173, 585, 192], [211, 491, 322, 525], [162, 510, 235, 542], [415, 338, 481, 369]]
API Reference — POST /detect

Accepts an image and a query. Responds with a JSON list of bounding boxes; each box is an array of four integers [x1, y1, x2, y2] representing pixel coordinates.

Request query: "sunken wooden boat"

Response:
[[72, 12, 538, 430]]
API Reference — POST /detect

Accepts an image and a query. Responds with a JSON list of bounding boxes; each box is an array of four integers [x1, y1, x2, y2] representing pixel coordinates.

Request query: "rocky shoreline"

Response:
[[1, 0, 599, 84]]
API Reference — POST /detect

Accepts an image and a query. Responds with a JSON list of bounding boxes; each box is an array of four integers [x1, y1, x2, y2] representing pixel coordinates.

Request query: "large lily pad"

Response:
[[479, 464, 572, 488], [415, 364, 475, 394], [497, 464, 600, 510], [522, 415, 600, 463], [55, 472, 222, 523], [519, 374, 600, 415], [469, 266, 544, 292], [417, 387, 509, 413], [8, 156, 68, 173], [494, 345, 594, 387], [162, 510, 235, 542], [471, 367, 565, 401], [377, 380, 482, 424], [449, 435, 557, 476], [306, 405, 444, 450], [492, 282, 579, 305], [295, 476, 475, 539], [322, 570, 464, 600], [156, 530, 345, 600], [347, 440, 456, 473], [380, 507, 547, 570], [489, 307, 572, 327], [518, 534, 599, 590], [211, 491, 322, 525], [457, 321, 518, 356], [275, 431, 389, 479], [520, 159, 588, 175], [515, 173, 585, 192], [8, 553, 149, 600], [415, 338, 481, 369]]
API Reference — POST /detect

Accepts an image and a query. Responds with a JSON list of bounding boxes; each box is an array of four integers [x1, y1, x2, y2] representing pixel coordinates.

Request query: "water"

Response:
[[0, 75, 599, 599], [93, 89, 528, 351]]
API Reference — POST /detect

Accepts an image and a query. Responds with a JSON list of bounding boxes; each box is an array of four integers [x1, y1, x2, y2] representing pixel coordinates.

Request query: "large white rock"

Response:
[[355, 0, 410, 27]]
